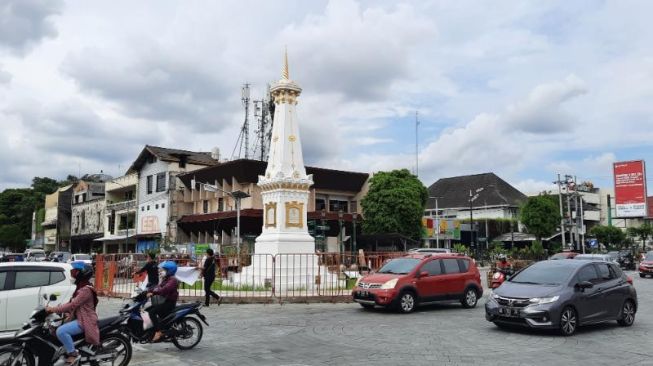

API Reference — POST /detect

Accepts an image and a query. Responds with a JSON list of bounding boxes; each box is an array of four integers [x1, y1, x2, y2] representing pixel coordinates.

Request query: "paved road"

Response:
[[98, 271, 653, 366]]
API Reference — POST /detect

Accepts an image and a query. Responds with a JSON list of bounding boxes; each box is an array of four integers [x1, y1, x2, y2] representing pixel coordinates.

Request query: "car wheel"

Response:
[[559, 307, 578, 336], [617, 300, 636, 326], [461, 288, 478, 308], [397, 291, 416, 313], [360, 303, 375, 310]]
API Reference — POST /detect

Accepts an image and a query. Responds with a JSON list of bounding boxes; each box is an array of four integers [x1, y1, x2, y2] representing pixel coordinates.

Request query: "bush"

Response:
[[453, 243, 467, 255]]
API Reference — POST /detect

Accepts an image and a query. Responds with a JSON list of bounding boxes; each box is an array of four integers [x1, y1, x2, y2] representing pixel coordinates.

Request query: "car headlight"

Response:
[[355, 277, 363, 287], [529, 296, 559, 305], [380, 278, 398, 289], [492, 272, 501, 280], [490, 291, 499, 300]]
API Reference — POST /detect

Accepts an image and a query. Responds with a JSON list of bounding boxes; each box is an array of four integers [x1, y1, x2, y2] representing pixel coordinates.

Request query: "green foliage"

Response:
[[0, 176, 70, 250], [361, 169, 428, 240], [590, 225, 626, 250], [453, 243, 468, 254], [0, 224, 26, 251], [520, 194, 561, 241], [626, 223, 652, 252]]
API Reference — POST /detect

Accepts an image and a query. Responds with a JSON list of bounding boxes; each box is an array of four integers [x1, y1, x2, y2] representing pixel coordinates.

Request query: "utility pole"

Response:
[[555, 174, 567, 249], [565, 175, 574, 250], [415, 111, 419, 178]]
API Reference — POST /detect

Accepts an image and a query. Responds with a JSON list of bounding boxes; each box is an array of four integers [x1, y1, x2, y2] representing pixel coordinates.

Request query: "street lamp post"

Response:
[[352, 213, 357, 255], [469, 186, 492, 260], [321, 209, 327, 252], [191, 179, 250, 257], [338, 209, 344, 256]]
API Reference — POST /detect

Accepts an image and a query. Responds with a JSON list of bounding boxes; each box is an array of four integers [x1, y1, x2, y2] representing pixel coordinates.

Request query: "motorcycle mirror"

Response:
[[49, 294, 58, 301], [42, 294, 48, 300]]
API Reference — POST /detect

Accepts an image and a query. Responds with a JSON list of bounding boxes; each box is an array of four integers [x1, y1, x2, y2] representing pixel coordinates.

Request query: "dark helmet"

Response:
[[159, 261, 178, 276], [71, 261, 93, 282]]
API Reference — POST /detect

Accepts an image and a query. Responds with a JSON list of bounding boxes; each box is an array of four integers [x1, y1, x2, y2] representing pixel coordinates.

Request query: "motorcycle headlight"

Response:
[[529, 296, 559, 305], [380, 278, 399, 289], [492, 272, 501, 280]]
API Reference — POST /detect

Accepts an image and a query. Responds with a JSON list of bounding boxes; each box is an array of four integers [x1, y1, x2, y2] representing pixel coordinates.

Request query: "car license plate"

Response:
[[359, 291, 369, 297], [500, 307, 520, 317]]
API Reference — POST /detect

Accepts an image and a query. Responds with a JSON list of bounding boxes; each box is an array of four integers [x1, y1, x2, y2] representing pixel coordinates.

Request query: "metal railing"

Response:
[[95, 252, 406, 303]]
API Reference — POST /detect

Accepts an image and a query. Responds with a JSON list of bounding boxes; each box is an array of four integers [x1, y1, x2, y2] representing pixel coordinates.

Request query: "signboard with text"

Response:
[[613, 160, 648, 217]]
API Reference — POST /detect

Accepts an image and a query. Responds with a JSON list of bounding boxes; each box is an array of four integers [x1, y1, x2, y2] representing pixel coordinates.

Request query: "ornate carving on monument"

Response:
[[265, 202, 277, 228], [285, 201, 304, 228]]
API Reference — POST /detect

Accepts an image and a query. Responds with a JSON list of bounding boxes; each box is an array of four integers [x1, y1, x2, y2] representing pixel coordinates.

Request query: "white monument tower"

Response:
[[254, 50, 315, 255]]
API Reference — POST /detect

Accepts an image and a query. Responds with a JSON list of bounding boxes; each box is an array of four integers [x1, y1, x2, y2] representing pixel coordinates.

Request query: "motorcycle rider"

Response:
[[496, 254, 512, 271], [46, 261, 100, 365], [147, 261, 179, 343]]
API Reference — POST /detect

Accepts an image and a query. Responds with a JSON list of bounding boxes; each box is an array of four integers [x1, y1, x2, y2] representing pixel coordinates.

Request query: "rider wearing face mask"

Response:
[[146, 261, 179, 342], [46, 261, 100, 365]]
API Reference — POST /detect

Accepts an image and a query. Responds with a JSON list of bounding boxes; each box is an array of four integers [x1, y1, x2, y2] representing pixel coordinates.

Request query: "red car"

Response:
[[549, 251, 578, 260], [639, 251, 653, 278], [352, 253, 483, 313]]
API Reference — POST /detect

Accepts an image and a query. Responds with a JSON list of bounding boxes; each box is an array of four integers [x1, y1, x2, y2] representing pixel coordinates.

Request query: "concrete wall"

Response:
[[71, 200, 106, 236]]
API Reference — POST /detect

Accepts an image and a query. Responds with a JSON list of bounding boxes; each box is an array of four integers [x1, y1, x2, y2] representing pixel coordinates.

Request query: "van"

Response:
[[24, 249, 47, 262]]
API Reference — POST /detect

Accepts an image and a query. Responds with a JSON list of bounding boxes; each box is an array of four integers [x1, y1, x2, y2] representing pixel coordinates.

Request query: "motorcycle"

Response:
[[120, 290, 208, 350], [490, 267, 514, 289], [618, 254, 636, 270], [0, 293, 132, 366]]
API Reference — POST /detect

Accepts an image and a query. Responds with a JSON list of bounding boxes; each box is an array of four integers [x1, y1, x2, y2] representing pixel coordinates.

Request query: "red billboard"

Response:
[[613, 160, 647, 217]]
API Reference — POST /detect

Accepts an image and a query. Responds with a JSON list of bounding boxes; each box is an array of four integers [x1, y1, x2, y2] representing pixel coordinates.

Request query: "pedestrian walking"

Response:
[[136, 252, 160, 289], [201, 248, 221, 306]]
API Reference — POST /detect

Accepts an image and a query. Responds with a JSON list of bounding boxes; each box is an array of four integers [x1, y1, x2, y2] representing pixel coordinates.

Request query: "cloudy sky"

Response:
[[1, 0, 652, 194]]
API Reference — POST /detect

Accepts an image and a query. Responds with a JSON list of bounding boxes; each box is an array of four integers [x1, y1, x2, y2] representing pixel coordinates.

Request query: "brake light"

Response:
[[626, 276, 633, 285]]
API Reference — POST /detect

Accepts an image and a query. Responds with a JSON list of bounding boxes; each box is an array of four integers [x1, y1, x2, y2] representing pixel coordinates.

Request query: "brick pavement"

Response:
[[98, 270, 653, 366]]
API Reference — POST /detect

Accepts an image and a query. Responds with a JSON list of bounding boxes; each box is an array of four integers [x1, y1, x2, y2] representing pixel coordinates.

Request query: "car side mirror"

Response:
[[576, 281, 593, 290], [418, 271, 429, 278]]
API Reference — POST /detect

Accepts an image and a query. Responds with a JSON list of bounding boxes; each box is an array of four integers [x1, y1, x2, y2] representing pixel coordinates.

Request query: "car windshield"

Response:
[[378, 258, 421, 274], [509, 261, 576, 285], [33, 253, 45, 258], [75, 254, 91, 260], [645, 253, 653, 261]]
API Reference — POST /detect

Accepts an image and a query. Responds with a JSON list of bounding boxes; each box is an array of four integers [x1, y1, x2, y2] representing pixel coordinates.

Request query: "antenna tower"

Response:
[[241, 83, 251, 159]]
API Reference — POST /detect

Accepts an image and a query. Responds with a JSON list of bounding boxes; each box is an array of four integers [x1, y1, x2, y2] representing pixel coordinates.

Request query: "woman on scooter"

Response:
[[147, 261, 179, 342], [46, 261, 100, 365]]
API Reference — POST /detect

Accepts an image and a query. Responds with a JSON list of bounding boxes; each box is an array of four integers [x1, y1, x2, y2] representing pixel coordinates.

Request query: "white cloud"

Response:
[[0, 0, 62, 55]]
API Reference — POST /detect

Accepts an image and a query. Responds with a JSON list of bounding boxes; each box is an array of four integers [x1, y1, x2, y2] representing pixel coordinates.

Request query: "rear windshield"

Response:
[[509, 262, 576, 286], [645, 253, 653, 261], [74, 254, 91, 260], [549, 253, 569, 260], [574, 255, 603, 261], [378, 258, 421, 275]]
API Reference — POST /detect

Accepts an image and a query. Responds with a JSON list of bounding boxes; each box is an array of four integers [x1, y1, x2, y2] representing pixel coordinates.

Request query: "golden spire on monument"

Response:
[[271, 47, 301, 101]]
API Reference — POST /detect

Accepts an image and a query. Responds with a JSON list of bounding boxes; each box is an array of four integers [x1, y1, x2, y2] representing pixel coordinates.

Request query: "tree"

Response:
[[591, 225, 626, 250], [626, 224, 652, 252], [361, 169, 428, 240], [0, 224, 26, 251], [520, 194, 561, 242]]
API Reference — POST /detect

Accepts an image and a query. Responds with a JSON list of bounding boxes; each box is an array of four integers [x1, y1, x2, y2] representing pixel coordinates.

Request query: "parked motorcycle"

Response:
[[120, 290, 208, 350], [490, 267, 514, 289], [0, 293, 131, 366], [617, 252, 636, 270]]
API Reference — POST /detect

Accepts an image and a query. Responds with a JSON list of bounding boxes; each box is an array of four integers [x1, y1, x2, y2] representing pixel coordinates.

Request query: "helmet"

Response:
[[71, 261, 93, 282], [159, 261, 178, 276], [498, 254, 507, 261]]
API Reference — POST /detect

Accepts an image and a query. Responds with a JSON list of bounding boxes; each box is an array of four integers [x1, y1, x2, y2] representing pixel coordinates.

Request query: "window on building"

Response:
[[203, 200, 209, 214], [141, 207, 144, 212], [125, 190, 134, 201], [179, 155, 187, 169], [350, 201, 358, 214], [147, 205, 150, 211], [147, 176, 153, 194], [315, 198, 326, 211], [155, 204, 159, 209], [108, 212, 115, 235], [147, 155, 157, 164], [218, 198, 224, 211], [329, 200, 348, 213], [97, 212, 101, 228], [161, 203, 165, 209], [81, 210, 86, 230], [156, 173, 166, 192]]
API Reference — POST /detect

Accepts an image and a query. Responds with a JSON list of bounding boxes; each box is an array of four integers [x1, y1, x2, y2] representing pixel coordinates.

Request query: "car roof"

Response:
[[0, 262, 72, 269], [540, 259, 598, 268], [401, 253, 467, 260]]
